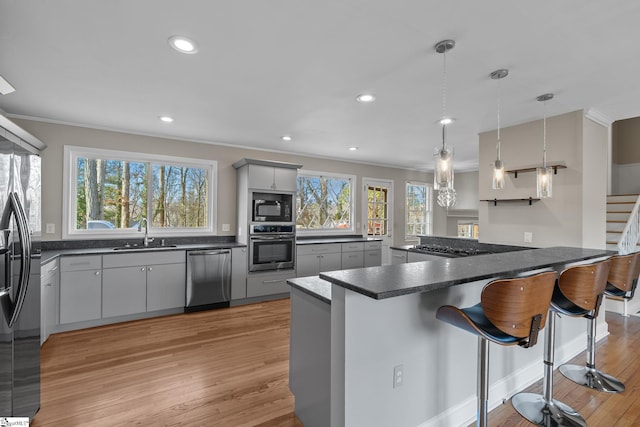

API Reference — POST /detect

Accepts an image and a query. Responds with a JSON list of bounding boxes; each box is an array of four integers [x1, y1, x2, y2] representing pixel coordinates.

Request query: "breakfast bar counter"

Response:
[[290, 246, 613, 427]]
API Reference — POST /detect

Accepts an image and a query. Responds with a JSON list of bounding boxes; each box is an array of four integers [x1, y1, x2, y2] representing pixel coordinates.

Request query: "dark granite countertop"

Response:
[[319, 247, 614, 300], [41, 242, 246, 264], [287, 276, 332, 304], [296, 236, 382, 245]]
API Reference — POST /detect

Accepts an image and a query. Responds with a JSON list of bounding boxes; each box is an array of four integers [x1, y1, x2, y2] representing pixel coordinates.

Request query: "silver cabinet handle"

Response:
[[263, 279, 284, 284], [51, 266, 58, 271], [95, 271, 100, 276], [148, 267, 153, 271], [140, 267, 146, 272]]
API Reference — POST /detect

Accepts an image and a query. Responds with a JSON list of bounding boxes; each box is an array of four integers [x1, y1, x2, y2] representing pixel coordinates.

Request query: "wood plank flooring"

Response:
[[32, 299, 640, 427]]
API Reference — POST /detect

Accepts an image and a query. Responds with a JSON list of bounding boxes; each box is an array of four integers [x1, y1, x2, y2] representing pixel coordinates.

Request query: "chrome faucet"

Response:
[[138, 218, 154, 247]]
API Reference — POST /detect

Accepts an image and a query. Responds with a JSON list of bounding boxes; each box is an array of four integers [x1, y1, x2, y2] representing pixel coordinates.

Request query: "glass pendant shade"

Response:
[[434, 145, 454, 190], [492, 159, 505, 190], [536, 166, 553, 198]]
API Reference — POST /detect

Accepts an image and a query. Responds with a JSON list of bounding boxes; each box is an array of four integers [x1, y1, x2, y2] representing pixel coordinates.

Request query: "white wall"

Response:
[[478, 110, 608, 248], [16, 118, 445, 246]]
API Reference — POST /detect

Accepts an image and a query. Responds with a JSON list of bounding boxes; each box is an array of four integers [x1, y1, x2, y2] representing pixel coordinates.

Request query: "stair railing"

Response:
[[617, 195, 640, 254]]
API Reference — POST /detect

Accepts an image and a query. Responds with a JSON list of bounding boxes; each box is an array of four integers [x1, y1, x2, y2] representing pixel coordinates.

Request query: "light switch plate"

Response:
[[524, 231, 533, 243], [45, 223, 55, 234], [222, 223, 230, 232]]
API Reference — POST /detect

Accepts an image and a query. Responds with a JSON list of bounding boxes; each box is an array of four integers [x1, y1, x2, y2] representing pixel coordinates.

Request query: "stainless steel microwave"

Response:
[[252, 192, 293, 223]]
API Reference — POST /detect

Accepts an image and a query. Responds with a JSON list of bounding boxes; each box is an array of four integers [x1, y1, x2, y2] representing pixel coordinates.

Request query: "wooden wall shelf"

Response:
[[481, 197, 540, 206], [507, 164, 566, 178]]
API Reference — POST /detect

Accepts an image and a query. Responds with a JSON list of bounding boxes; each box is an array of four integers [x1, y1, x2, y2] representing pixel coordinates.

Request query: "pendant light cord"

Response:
[[542, 99, 547, 168], [441, 46, 447, 151], [496, 78, 501, 161]]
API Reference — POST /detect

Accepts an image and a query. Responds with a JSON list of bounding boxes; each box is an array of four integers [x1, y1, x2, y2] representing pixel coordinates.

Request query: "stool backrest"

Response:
[[481, 271, 557, 340], [558, 259, 611, 311], [607, 252, 640, 292]]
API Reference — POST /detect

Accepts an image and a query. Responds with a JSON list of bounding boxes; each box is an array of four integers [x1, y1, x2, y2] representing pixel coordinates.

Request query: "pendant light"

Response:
[[434, 39, 456, 208], [536, 93, 554, 198], [490, 69, 508, 189]]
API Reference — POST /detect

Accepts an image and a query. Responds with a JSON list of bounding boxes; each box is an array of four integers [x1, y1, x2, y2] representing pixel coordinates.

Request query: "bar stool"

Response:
[[512, 259, 613, 427], [436, 271, 557, 427], [605, 252, 640, 317]]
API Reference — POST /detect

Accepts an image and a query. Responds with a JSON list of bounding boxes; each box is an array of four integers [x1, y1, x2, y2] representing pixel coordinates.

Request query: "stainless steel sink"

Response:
[[112, 244, 178, 251]]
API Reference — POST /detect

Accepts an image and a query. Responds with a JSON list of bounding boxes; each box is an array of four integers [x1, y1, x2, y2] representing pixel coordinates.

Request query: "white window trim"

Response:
[[296, 170, 356, 235], [405, 181, 433, 241], [63, 145, 217, 239]]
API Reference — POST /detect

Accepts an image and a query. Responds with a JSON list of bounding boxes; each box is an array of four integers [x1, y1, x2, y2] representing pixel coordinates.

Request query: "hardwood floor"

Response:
[[33, 299, 303, 427], [33, 299, 640, 427]]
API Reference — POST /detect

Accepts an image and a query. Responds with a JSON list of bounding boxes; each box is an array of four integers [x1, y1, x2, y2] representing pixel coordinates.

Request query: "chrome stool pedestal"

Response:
[[512, 312, 586, 427]]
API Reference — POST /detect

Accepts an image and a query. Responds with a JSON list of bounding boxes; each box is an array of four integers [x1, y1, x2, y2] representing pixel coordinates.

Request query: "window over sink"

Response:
[[63, 146, 217, 238], [296, 171, 355, 234]]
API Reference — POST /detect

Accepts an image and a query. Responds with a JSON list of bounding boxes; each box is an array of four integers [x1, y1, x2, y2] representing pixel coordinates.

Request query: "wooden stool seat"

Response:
[[436, 271, 557, 427]]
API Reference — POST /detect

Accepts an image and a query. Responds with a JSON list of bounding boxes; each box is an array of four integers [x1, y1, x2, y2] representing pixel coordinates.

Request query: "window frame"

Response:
[[62, 145, 217, 239], [405, 181, 433, 241], [296, 170, 356, 235]]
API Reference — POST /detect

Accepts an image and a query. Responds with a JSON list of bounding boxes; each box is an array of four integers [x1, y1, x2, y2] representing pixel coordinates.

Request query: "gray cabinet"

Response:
[[41, 258, 59, 344], [247, 270, 294, 297], [102, 266, 147, 317], [147, 263, 186, 311], [341, 242, 364, 270], [364, 241, 382, 266], [59, 255, 102, 324], [103, 251, 186, 315], [231, 247, 248, 300], [297, 244, 342, 277], [247, 164, 298, 192], [391, 249, 408, 264]]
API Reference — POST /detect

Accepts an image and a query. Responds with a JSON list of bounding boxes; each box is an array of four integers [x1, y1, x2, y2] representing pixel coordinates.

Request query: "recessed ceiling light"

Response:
[[159, 115, 174, 123], [281, 135, 292, 141], [356, 93, 376, 103], [348, 147, 358, 151], [168, 36, 199, 54]]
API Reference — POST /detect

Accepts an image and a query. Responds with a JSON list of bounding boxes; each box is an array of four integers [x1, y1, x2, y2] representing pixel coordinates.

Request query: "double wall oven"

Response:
[[248, 191, 296, 272]]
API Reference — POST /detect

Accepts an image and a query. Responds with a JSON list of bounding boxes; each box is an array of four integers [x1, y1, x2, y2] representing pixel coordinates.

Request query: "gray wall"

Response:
[[16, 118, 441, 245], [478, 110, 607, 248]]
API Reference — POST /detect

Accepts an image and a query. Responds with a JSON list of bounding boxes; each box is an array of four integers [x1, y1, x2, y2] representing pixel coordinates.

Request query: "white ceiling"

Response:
[[1, 1, 639, 171]]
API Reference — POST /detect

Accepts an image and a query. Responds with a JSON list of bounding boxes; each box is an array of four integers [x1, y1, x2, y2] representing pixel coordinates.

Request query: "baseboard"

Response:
[[418, 322, 609, 427]]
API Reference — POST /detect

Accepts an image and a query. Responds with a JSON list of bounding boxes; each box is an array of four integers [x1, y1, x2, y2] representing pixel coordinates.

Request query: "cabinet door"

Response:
[[59, 270, 102, 324], [390, 249, 408, 264], [102, 266, 147, 318], [247, 164, 297, 191], [231, 247, 248, 300], [319, 252, 342, 272], [246, 271, 294, 297], [341, 251, 364, 270], [274, 167, 298, 192], [364, 249, 382, 267], [147, 263, 186, 311], [41, 262, 58, 344], [296, 253, 321, 277]]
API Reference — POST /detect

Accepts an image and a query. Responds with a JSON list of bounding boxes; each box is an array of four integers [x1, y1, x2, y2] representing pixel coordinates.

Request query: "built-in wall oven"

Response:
[[249, 224, 295, 272], [252, 192, 293, 223]]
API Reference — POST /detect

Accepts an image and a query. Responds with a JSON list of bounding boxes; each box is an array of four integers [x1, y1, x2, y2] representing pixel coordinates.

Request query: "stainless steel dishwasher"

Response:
[[185, 249, 231, 312]]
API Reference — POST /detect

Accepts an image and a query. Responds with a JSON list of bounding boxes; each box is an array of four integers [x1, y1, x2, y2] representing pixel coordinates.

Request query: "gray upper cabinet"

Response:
[[233, 158, 302, 193]]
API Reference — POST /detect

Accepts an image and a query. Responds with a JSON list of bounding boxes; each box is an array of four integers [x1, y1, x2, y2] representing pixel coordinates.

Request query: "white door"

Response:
[[362, 178, 393, 265]]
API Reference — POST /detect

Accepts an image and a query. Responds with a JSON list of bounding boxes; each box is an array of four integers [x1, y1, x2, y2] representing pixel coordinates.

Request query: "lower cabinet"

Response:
[[296, 244, 342, 277], [147, 263, 186, 311], [102, 266, 147, 318], [41, 259, 59, 344], [391, 249, 408, 264], [247, 270, 295, 298], [59, 256, 102, 324], [231, 247, 248, 300]]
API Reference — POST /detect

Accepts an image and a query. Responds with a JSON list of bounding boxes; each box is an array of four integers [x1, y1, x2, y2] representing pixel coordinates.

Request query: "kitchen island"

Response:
[[289, 246, 613, 427]]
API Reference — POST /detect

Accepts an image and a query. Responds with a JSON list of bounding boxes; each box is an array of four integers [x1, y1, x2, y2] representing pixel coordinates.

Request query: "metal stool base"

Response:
[[559, 364, 625, 393], [512, 392, 586, 427]]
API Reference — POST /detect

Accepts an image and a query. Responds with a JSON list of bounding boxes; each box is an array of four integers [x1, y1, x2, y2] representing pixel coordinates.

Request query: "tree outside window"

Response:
[[296, 172, 354, 233], [406, 182, 432, 239]]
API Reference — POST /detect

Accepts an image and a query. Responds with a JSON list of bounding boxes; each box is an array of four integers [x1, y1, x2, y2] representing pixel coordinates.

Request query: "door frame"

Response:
[[362, 177, 394, 265]]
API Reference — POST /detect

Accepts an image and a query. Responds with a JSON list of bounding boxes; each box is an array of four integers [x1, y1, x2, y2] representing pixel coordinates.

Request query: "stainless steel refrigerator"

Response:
[[0, 118, 42, 419]]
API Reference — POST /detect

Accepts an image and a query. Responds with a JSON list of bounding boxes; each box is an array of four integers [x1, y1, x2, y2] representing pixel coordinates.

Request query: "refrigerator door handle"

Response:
[[7, 192, 31, 328]]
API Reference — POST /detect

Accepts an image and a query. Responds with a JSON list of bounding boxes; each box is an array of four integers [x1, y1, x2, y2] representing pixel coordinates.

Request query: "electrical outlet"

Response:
[[222, 223, 230, 232], [393, 364, 404, 388], [45, 223, 55, 234], [524, 231, 533, 243]]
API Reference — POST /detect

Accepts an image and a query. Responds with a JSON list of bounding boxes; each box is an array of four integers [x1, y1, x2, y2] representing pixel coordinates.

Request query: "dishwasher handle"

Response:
[[188, 249, 231, 256]]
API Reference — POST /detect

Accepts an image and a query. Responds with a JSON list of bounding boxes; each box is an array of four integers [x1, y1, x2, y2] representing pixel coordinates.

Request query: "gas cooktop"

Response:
[[412, 244, 489, 257]]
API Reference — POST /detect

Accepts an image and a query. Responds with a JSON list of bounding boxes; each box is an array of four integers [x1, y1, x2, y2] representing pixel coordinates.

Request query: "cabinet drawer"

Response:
[[60, 255, 102, 272], [297, 243, 342, 256], [247, 271, 294, 297], [342, 242, 364, 252], [364, 249, 382, 267], [103, 250, 186, 268], [341, 251, 364, 270], [364, 241, 382, 251]]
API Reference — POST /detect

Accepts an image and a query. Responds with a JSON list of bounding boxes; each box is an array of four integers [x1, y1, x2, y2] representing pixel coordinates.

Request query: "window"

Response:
[[296, 171, 355, 234], [405, 182, 432, 239], [458, 221, 479, 239], [63, 146, 216, 238]]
